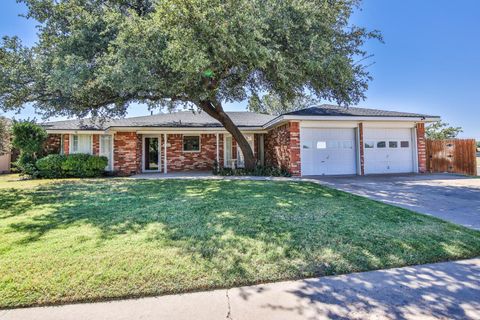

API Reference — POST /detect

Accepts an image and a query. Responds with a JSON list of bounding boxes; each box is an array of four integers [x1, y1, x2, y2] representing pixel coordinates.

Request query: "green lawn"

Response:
[[1, 175, 479, 308]]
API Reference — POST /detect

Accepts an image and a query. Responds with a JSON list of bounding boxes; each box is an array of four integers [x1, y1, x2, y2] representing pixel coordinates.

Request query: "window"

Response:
[[71, 134, 92, 154], [183, 135, 200, 152], [365, 141, 374, 149], [316, 141, 327, 149], [326, 141, 338, 149], [377, 141, 386, 148], [389, 141, 398, 148], [401, 141, 410, 148]]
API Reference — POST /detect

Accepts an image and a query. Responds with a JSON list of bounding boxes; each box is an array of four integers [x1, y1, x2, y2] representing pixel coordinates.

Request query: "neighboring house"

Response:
[[0, 118, 12, 174], [42, 105, 440, 176]]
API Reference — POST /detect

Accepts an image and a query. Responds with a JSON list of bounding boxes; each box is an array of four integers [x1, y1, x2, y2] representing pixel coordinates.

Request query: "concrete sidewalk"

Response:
[[1, 258, 479, 320]]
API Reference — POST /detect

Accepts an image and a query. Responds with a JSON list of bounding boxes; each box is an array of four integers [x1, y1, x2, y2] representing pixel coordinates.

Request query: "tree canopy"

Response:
[[248, 92, 319, 116], [0, 0, 380, 168], [425, 121, 463, 140]]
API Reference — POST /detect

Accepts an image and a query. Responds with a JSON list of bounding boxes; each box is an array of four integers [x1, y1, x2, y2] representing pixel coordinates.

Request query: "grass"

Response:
[[0, 174, 479, 308]]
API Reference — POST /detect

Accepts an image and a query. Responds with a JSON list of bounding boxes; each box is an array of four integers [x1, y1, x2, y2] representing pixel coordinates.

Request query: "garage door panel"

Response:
[[301, 128, 357, 176], [364, 128, 414, 174]]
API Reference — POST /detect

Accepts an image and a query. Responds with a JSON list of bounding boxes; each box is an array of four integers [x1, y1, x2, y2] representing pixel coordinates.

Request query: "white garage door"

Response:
[[301, 128, 357, 175], [364, 128, 414, 174]]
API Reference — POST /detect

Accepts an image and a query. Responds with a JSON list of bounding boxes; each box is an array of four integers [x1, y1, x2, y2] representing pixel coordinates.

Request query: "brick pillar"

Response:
[[63, 134, 70, 155], [92, 135, 100, 155], [416, 123, 427, 173], [114, 132, 141, 175], [358, 123, 365, 175], [289, 121, 301, 176]]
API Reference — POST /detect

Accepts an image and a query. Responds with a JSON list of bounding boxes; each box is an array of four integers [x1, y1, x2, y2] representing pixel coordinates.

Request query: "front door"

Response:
[[143, 137, 161, 171]]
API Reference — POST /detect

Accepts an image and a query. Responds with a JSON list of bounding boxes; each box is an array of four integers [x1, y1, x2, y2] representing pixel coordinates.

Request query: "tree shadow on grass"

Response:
[[1, 178, 480, 287]]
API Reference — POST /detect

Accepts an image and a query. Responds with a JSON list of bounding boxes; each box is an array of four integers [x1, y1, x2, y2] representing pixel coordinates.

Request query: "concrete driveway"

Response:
[[311, 173, 480, 230]]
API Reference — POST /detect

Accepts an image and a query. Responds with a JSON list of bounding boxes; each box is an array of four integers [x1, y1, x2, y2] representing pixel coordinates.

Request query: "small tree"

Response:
[[425, 121, 463, 140], [11, 120, 47, 175]]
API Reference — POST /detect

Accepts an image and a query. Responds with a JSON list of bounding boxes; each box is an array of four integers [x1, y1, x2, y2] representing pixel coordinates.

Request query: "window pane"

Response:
[[302, 141, 312, 149], [183, 136, 200, 151], [389, 141, 398, 148], [72, 135, 79, 152], [401, 141, 410, 148], [377, 141, 386, 148], [365, 141, 374, 149], [316, 141, 327, 149]]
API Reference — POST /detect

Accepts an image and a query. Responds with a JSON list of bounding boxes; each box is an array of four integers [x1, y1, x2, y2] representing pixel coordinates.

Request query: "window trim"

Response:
[[182, 135, 201, 153], [69, 134, 93, 155]]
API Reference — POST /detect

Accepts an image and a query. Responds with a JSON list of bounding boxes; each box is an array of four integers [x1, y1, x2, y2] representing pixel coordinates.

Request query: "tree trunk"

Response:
[[199, 100, 256, 170]]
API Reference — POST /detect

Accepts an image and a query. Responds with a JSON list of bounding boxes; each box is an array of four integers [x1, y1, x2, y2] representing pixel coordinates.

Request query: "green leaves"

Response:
[[426, 121, 463, 140], [1, 0, 380, 118]]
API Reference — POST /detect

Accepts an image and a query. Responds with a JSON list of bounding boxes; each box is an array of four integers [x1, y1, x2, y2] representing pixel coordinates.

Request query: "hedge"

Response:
[[36, 154, 108, 178]]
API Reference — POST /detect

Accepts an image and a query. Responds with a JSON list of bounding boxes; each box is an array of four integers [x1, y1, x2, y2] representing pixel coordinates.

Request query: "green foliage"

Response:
[[11, 121, 47, 155], [14, 152, 39, 178], [214, 165, 291, 177], [0, 116, 10, 155], [59, 154, 108, 178], [0, 0, 380, 118], [36, 154, 67, 178], [426, 121, 463, 140], [11, 120, 47, 176], [248, 93, 319, 115]]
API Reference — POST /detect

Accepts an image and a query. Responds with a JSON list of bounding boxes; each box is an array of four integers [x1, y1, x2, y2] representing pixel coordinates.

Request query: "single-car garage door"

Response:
[[364, 128, 414, 174], [301, 128, 357, 175]]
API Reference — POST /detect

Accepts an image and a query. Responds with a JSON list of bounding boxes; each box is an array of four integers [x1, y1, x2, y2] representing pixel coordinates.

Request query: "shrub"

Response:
[[35, 154, 108, 178], [61, 154, 108, 178], [36, 154, 67, 178], [15, 153, 39, 178], [214, 165, 291, 177]]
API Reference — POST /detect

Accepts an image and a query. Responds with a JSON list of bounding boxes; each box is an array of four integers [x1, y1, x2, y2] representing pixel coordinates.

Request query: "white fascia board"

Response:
[[46, 130, 106, 135], [263, 115, 440, 129], [109, 127, 267, 134]]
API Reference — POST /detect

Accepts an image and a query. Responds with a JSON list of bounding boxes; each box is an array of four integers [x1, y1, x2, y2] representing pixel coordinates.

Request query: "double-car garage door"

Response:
[[300, 126, 415, 176]]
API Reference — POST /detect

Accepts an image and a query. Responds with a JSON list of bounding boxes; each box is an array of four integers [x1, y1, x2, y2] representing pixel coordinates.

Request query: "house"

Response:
[[42, 105, 440, 176]]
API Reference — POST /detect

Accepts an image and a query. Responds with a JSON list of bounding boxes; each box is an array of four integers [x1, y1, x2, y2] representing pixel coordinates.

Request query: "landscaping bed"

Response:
[[1, 175, 479, 308]]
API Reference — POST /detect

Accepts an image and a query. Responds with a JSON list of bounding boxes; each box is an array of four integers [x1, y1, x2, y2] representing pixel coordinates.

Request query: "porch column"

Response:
[[163, 133, 168, 174], [216, 133, 219, 165]]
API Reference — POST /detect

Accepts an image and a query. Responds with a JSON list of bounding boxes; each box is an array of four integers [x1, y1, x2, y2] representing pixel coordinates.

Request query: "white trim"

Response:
[[112, 127, 268, 133], [142, 135, 162, 172], [164, 134, 168, 174], [263, 115, 440, 130], [46, 130, 105, 135]]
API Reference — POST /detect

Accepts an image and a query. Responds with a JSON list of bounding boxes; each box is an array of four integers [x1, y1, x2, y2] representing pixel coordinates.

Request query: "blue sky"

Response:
[[1, 0, 479, 138]]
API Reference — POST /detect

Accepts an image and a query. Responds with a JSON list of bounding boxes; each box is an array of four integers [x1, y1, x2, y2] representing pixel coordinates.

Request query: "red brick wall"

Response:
[[114, 132, 141, 175], [63, 134, 70, 155], [265, 121, 301, 176], [92, 135, 100, 156], [358, 123, 365, 175], [416, 123, 427, 173], [44, 134, 62, 155], [165, 134, 221, 172]]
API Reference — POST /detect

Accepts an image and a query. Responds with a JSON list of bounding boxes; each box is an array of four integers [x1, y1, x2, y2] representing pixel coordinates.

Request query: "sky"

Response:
[[1, 0, 479, 139]]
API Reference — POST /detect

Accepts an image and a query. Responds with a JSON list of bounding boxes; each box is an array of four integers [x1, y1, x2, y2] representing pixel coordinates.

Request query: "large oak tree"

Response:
[[0, 0, 380, 169]]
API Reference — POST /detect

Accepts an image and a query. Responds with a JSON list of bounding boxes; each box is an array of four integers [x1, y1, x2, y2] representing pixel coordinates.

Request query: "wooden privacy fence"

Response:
[[426, 139, 477, 176]]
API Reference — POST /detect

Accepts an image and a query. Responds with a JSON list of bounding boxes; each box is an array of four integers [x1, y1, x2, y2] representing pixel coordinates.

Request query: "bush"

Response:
[[35, 154, 108, 178], [36, 154, 67, 178], [11, 121, 47, 177], [214, 165, 291, 177], [15, 153, 39, 178]]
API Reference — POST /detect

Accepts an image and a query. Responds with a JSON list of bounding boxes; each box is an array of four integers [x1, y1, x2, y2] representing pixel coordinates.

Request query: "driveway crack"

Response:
[[226, 289, 233, 320]]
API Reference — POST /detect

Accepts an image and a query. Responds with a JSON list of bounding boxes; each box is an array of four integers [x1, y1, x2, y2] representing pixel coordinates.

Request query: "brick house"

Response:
[[42, 105, 439, 176]]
